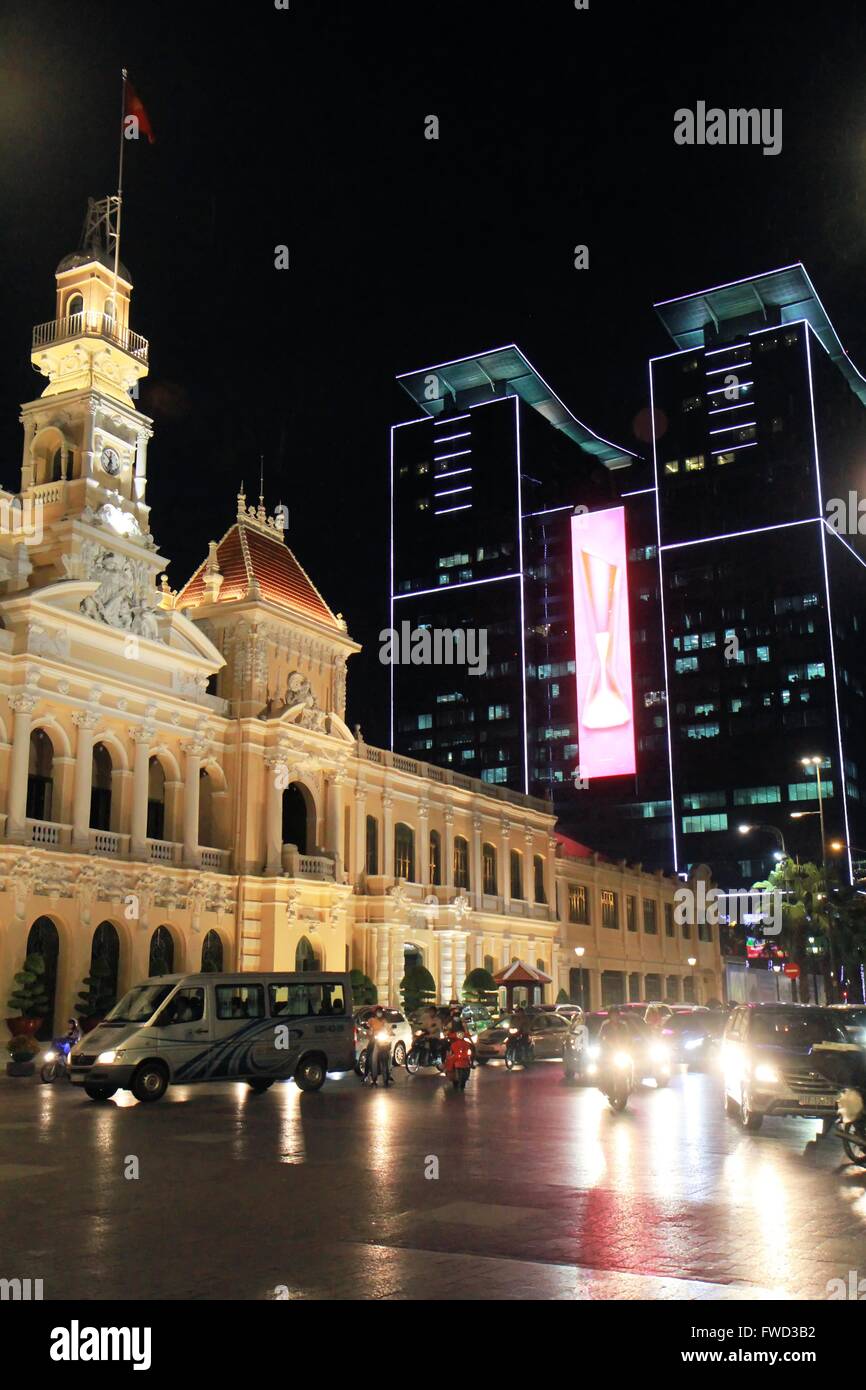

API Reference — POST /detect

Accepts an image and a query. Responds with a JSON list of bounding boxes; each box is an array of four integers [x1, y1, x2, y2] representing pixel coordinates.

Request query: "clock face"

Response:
[[101, 446, 121, 477]]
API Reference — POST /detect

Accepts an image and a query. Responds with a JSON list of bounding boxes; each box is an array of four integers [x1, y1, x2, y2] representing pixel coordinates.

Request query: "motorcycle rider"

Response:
[[599, 1005, 631, 1061], [413, 1003, 445, 1066], [443, 1027, 473, 1091], [509, 1002, 533, 1065], [365, 1006, 394, 1086]]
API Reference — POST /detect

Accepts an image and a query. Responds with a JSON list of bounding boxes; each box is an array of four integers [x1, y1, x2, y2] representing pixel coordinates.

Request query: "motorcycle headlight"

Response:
[[613, 1051, 631, 1069], [587, 1063, 598, 1077], [44, 1050, 57, 1062], [587, 1043, 601, 1059], [96, 1050, 118, 1065], [753, 1063, 780, 1085], [508, 1027, 519, 1035], [650, 1044, 669, 1063]]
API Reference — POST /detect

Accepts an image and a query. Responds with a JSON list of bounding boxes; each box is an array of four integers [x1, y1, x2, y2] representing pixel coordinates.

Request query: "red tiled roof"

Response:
[[493, 960, 553, 985], [176, 519, 340, 629], [555, 832, 599, 860]]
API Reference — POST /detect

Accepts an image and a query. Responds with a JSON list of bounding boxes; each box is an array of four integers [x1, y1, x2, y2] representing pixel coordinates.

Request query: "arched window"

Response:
[[666, 975, 680, 1003], [683, 976, 696, 1004], [295, 935, 320, 972], [484, 954, 495, 975], [533, 854, 546, 904], [103, 297, 116, 331], [148, 926, 174, 977], [86, 922, 120, 1016], [510, 848, 522, 899], [536, 957, 545, 972], [281, 783, 310, 854], [147, 757, 166, 840], [90, 742, 112, 831], [66, 292, 84, 320], [26, 728, 54, 821], [50, 446, 63, 482], [482, 843, 497, 895], [365, 815, 378, 875], [27, 916, 60, 1040], [201, 929, 223, 972], [394, 822, 415, 881], [429, 829, 441, 885], [453, 835, 469, 889], [198, 767, 215, 847]]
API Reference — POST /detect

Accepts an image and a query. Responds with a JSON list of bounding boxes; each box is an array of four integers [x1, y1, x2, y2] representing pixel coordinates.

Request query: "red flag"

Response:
[[124, 78, 155, 145]]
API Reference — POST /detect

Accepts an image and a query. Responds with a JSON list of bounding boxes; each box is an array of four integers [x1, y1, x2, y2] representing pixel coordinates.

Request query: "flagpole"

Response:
[[113, 68, 127, 301]]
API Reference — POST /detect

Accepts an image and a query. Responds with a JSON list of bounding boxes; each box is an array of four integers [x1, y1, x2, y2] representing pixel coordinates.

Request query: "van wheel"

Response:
[[84, 1083, 117, 1101], [393, 1042, 407, 1067], [247, 1079, 273, 1093], [295, 1056, 326, 1092], [131, 1061, 168, 1103]]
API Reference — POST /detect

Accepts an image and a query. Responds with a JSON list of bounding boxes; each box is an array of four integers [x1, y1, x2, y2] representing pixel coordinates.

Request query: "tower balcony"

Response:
[[32, 311, 148, 365]]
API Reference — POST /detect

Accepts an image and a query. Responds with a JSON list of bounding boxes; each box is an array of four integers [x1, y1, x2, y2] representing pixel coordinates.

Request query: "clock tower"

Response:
[[11, 197, 166, 622]]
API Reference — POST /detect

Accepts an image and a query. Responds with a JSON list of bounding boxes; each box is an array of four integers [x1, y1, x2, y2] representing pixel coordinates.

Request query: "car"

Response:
[[828, 1004, 866, 1047], [722, 1003, 852, 1131], [659, 1009, 727, 1069], [563, 1010, 672, 1087], [353, 1006, 413, 1069], [474, 1009, 572, 1064]]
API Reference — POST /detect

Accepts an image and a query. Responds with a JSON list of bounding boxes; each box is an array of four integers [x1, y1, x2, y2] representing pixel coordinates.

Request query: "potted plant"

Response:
[[349, 969, 377, 1006], [6, 1035, 40, 1077], [5, 953, 49, 1039], [74, 958, 116, 1034]]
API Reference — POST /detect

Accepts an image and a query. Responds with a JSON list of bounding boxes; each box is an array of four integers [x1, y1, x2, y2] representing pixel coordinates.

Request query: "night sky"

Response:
[[1, 0, 864, 747]]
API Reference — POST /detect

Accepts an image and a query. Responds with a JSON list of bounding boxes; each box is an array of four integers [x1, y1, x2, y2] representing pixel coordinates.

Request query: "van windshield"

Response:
[[103, 983, 176, 1024]]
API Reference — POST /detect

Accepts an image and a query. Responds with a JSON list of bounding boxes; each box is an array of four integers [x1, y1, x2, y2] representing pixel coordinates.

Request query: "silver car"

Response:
[[722, 1004, 851, 1131]]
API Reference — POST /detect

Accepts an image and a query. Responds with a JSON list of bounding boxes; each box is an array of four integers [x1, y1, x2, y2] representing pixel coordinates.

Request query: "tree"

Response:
[[400, 965, 436, 1014], [349, 970, 377, 1006], [556, 988, 570, 1005], [753, 861, 831, 1002], [6, 953, 50, 1019], [74, 957, 116, 1022], [463, 967, 497, 1007]]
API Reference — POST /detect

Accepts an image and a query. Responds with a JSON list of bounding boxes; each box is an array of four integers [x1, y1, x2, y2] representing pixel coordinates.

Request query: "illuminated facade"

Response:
[[0, 202, 721, 1037]]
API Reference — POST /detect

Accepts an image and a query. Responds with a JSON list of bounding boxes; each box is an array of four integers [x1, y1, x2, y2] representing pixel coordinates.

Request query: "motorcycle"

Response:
[[444, 1032, 473, 1091], [837, 1087, 866, 1167], [600, 1048, 634, 1112], [40, 1037, 74, 1083], [405, 1028, 445, 1075], [504, 1030, 534, 1070], [362, 1024, 394, 1085]]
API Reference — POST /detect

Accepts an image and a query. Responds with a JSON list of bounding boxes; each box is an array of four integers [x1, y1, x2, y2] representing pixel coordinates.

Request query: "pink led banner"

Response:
[[570, 505, 636, 778]]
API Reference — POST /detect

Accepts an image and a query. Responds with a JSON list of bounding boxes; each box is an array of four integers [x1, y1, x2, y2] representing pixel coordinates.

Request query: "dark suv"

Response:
[[722, 1003, 850, 1131]]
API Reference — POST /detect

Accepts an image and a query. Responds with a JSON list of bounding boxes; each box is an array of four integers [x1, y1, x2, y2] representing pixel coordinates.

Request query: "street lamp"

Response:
[[737, 823, 787, 859], [800, 757, 826, 868]]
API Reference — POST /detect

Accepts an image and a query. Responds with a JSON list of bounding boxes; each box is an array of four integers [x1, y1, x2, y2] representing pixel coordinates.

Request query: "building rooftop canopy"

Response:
[[655, 262, 866, 407], [396, 344, 637, 468]]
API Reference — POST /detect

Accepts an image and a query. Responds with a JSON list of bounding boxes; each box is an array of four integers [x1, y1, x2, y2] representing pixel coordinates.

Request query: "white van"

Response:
[[69, 971, 353, 1102]]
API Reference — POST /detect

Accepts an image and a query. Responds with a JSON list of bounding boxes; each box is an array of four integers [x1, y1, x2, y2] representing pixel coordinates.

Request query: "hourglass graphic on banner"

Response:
[[570, 506, 636, 778], [578, 548, 630, 728]]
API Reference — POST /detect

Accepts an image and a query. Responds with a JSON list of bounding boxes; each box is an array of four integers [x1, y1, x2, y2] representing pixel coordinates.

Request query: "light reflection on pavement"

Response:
[[5, 1063, 866, 1300]]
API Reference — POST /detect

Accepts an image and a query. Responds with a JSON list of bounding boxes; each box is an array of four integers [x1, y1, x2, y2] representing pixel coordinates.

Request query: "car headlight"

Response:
[[587, 1062, 598, 1077], [471, 1033, 478, 1043], [753, 1063, 780, 1085], [96, 1050, 121, 1065]]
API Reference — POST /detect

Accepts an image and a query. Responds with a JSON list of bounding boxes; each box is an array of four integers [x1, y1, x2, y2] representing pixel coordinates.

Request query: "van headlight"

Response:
[[753, 1063, 780, 1085], [96, 1050, 123, 1065]]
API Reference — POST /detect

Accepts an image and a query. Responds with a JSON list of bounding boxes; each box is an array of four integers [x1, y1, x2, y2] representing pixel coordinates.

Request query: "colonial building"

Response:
[[0, 200, 722, 1039]]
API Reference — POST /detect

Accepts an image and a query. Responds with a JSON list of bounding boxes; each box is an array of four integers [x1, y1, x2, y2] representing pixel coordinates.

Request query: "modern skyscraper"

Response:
[[650, 264, 866, 885], [389, 346, 638, 796]]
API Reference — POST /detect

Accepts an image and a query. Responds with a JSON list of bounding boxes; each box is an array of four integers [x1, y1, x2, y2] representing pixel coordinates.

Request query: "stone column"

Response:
[[524, 829, 536, 906], [354, 785, 367, 881], [443, 804, 455, 891], [325, 768, 347, 880], [375, 924, 390, 1001], [471, 812, 483, 906], [182, 736, 207, 868], [452, 931, 468, 1001], [382, 793, 395, 878], [501, 818, 512, 915], [130, 727, 153, 860], [418, 800, 430, 886], [264, 752, 288, 875], [72, 710, 101, 849], [7, 693, 37, 840], [439, 931, 454, 1002], [546, 835, 558, 915]]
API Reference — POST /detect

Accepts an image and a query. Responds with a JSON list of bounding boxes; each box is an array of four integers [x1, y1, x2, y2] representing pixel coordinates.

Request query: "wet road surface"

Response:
[[5, 1060, 866, 1300]]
